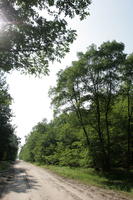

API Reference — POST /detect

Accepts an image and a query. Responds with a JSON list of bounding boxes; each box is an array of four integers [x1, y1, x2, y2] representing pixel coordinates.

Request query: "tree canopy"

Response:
[[20, 41, 133, 172], [0, 0, 91, 74], [49, 41, 133, 171]]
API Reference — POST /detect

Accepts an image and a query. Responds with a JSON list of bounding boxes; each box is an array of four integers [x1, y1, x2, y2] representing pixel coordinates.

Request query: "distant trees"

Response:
[[20, 41, 133, 171], [0, 0, 91, 74], [0, 72, 19, 161], [19, 115, 88, 167]]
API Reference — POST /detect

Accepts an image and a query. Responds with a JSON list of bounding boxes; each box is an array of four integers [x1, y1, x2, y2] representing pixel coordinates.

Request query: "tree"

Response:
[[0, 71, 19, 160], [50, 41, 126, 171], [0, 0, 91, 74], [121, 54, 133, 169], [49, 62, 91, 153], [20, 41, 132, 171], [19, 113, 88, 167], [94, 41, 126, 169]]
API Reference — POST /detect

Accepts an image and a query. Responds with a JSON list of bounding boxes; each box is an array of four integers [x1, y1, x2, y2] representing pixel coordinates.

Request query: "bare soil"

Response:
[[0, 161, 132, 200]]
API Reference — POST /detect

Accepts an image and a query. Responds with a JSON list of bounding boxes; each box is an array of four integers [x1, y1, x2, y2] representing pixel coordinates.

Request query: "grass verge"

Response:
[[36, 164, 133, 198]]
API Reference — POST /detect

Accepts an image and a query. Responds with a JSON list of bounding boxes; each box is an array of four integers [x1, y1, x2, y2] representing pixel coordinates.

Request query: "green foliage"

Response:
[[20, 40, 133, 173], [49, 41, 132, 171], [0, 72, 19, 161], [43, 165, 106, 186], [19, 114, 91, 167], [0, 0, 91, 75]]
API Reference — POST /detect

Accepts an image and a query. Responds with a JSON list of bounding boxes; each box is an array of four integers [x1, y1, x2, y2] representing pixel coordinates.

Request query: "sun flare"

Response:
[[0, 13, 8, 29]]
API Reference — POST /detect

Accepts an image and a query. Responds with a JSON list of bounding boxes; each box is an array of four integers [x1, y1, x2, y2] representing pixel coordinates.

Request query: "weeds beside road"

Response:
[[36, 164, 133, 199]]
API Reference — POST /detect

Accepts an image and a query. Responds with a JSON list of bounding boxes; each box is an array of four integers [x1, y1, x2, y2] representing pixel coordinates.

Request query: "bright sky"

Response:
[[6, 0, 133, 145]]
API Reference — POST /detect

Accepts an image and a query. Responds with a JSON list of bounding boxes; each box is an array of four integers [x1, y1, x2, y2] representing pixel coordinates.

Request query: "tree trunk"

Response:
[[105, 111, 111, 170], [96, 97, 108, 171]]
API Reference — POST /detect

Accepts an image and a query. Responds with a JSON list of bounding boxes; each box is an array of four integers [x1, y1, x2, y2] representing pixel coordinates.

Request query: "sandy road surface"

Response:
[[0, 161, 131, 200]]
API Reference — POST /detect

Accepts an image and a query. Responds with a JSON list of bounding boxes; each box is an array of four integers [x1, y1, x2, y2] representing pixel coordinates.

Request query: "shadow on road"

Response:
[[0, 162, 40, 198]]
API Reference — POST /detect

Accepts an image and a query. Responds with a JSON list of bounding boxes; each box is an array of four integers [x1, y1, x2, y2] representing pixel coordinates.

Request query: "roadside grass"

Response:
[[36, 164, 133, 198], [0, 161, 10, 172]]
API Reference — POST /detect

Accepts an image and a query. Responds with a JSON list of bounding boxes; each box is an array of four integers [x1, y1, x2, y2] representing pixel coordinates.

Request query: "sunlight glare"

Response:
[[0, 12, 8, 30]]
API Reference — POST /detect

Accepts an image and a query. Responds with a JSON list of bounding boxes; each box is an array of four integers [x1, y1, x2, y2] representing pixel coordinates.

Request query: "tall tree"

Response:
[[50, 41, 126, 171], [0, 71, 19, 160], [49, 63, 90, 151], [122, 54, 133, 169], [96, 41, 126, 169]]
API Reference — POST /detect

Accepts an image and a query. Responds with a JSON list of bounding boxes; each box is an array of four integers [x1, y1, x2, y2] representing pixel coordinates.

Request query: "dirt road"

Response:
[[0, 161, 131, 200]]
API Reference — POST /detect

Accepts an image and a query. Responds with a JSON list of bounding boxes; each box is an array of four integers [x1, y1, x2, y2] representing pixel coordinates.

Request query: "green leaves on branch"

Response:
[[20, 41, 133, 171], [19, 115, 87, 167], [0, 0, 91, 75], [50, 41, 133, 171]]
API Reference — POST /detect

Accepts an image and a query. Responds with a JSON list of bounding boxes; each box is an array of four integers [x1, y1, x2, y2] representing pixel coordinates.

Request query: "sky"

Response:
[[6, 0, 133, 145]]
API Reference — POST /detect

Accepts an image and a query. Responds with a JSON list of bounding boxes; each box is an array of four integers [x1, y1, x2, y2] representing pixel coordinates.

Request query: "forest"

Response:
[[0, 0, 91, 163], [0, 1, 133, 197], [0, 72, 19, 161], [19, 41, 133, 172]]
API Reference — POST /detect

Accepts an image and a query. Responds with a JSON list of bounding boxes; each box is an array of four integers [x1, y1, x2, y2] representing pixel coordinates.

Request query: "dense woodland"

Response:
[[0, 1, 133, 172], [0, 1, 91, 161], [0, 72, 19, 161], [20, 41, 133, 172]]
